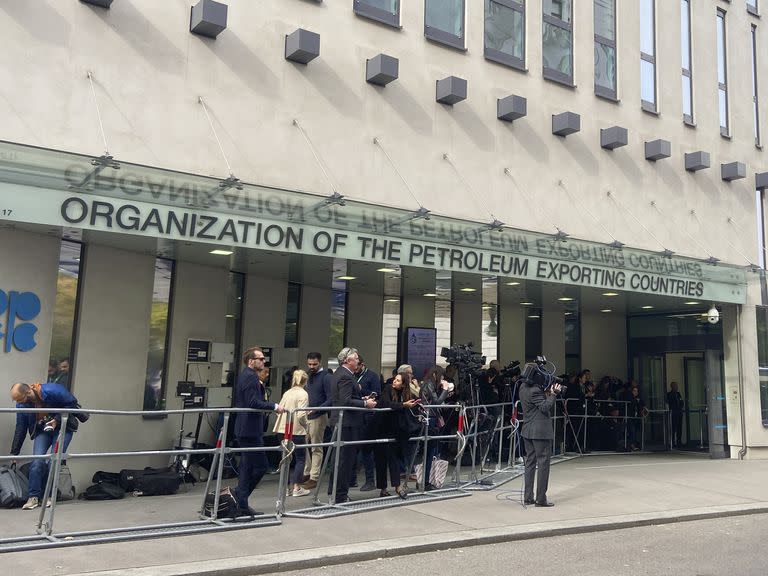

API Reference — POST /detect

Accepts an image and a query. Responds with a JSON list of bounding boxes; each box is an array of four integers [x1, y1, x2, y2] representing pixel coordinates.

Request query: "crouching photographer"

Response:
[[9, 381, 87, 510], [519, 356, 563, 508]]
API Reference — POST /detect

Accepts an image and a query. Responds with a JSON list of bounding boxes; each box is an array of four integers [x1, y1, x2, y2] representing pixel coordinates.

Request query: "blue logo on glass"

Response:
[[0, 290, 41, 353]]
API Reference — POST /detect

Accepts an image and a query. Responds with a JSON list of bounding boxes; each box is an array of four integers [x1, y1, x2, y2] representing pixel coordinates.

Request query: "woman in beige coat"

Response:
[[273, 370, 310, 496]]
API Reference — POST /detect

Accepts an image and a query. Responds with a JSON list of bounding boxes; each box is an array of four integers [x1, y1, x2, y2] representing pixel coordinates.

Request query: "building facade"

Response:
[[1, 0, 767, 486]]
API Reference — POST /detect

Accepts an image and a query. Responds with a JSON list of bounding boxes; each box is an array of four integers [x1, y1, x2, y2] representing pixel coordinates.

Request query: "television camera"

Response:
[[521, 355, 566, 395]]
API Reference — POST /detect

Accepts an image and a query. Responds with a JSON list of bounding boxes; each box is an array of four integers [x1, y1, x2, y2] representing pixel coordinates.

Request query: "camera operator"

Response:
[[519, 358, 561, 507]]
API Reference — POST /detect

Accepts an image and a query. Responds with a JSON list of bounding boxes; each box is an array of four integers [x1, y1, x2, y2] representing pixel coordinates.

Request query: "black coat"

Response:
[[374, 383, 420, 439], [233, 367, 275, 440], [330, 366, 366, 428]]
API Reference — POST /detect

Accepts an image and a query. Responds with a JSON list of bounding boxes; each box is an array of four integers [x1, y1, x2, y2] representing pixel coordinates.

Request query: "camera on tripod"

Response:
[[440, 343, 486, 374], [499, 360, 522, 379]]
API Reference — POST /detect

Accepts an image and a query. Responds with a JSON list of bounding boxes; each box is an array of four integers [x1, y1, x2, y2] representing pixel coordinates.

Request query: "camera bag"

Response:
[[119, 467, 180, 496], [0, 464, 29, 508]]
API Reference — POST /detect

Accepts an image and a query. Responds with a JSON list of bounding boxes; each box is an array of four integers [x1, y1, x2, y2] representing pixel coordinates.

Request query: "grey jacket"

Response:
[[519, 383, 555, 440]]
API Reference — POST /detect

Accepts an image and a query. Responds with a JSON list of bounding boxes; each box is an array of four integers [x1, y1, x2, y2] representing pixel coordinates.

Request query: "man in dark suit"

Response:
[[519, 360, 562, 507], [329, 347, 376, 503], [233, 347, 284, 515]]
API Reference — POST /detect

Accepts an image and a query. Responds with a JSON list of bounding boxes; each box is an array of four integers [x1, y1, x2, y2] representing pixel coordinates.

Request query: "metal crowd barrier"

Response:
[[0, 395, 674, 551], [0, 406, 284, 552], [283, 404, 471, 519]]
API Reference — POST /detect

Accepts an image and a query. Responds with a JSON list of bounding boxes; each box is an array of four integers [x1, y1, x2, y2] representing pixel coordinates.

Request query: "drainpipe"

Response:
[[737, 306, 748, 460]]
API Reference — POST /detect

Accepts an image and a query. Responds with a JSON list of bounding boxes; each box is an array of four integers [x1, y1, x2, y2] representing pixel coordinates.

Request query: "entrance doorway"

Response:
[[628, 313, 728, 458]]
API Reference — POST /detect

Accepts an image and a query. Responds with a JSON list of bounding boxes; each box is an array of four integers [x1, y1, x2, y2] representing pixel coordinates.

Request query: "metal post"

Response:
[[454, 407, 464, 484], [420, 414, 429, 493], [496, 404, 505, 471], [200, 427, 221, 518], [623, 402, 628, 451], [38, 413, 69, 536], [330, 410, 344, 505], [641, 414, 645, 451], [276, 410, 293, 516], [698, 408, 705, 450], [210, 412, 230, 520]]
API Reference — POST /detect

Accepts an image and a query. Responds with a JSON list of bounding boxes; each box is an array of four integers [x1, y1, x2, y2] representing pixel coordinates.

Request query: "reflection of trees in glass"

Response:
[[328, 291, 346, 362], [143, 260, 173, 411], [594, 43, 616, 90], [426, 0, 463, 36], [50, 275, 78, 362], [485, 1, 523, 59], [543, 23, 571, 75]]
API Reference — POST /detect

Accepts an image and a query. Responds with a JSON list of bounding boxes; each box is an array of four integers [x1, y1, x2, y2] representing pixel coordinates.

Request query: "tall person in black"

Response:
[[519, 364, 562, 507], [329, 347, 376, 503], [233, 347, 284, 515], [667, 381, 685, 448]]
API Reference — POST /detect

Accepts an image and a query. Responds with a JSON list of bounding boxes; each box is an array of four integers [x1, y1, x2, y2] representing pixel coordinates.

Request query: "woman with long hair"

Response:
[[374, 373, 419, 498], [273, 369, 310, 497], [418, 365, 451, 491]]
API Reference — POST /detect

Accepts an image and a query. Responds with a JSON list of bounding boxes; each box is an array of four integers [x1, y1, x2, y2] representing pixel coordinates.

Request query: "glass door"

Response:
[[632, 354, 666, 448]]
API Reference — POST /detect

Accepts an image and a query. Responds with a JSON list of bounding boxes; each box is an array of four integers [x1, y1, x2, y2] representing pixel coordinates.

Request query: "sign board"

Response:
[[405, 327, 437, 382]]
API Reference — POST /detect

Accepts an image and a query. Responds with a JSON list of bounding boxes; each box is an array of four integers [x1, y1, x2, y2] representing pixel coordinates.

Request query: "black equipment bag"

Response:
[[92, 471, 121, 485], [202, 486, 239, 518], [0, 464, 29, 508], [80, 482, 125, 500], [119, 467, 180, 496]]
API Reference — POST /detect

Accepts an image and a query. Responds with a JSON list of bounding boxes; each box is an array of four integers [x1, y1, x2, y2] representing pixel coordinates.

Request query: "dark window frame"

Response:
[[640, 0, 657, 112], [681, 0, 694, 125], [424, 0, 467, 51], [142, 257, 176, 418], [353, 0, 401, 29], [751, 24, 761, 147], [484, 0, 527, 71], [542, 5, 574, 86], [717, 9, 730, 137], [748, 0, 759, 17], [594, 0, 618, 100]]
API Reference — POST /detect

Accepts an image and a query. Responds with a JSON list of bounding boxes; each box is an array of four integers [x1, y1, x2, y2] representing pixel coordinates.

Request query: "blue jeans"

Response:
[[29, 430, 73, 498]]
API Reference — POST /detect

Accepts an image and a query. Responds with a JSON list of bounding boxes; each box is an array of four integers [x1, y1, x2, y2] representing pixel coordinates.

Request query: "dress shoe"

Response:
[[524, 499, 535, 505], [236, 506, 264, 517], [535, 501, 555, 507], [302, 479, 318, 490]]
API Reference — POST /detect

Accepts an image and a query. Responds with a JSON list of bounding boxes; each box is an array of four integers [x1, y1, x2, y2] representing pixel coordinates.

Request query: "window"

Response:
[[717, 9, 729, 136], [284, 283, 300, 348], [681, 0, 694, 124], [48, 240, 84, 389], [328, 290, 347, 367], [143, 258, 174, 411], [224, 272, 245, 387], [751, 25, 760, 146], [354, 0, 400, 28], [543, 0, 573, 85], [524, 308, 543, 362], [757, 189, 766, 269], [594, 0, 617, 99], [757, 306, 768, 427], [748, 0, 759, 16], [640, 0, 657, 112], [564, 307, 580, 375], [425, 0, 466, 49], [485, 0, 526, 70]]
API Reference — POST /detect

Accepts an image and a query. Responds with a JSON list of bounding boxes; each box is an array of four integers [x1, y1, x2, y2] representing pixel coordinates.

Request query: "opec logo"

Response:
[[0, 290, 41, 353]]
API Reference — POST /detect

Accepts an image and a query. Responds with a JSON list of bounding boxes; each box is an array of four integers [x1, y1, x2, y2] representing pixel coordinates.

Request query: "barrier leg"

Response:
[[276, 411, 294, 516], [200, 425, 223, 518], [329, 411, 345, 505], [311, 425, 338, 505], [209, 412, 230, 520], [37, 413, 69, 536]]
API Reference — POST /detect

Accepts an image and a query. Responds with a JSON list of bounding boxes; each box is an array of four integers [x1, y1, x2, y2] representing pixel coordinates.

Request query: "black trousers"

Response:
[[375, 437, 404, 490], [332, 426, 359, 502], [235, 437, 268, 509], [523, 437, 552, 504], [671, 411, 683, 447]]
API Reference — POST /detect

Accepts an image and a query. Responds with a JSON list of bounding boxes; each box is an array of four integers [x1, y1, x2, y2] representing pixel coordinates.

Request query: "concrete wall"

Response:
[[0, 1, 760, 263], [69, 244, 161, 488], [581, 311, 628, 379], [0, 229, 60, 456], [347, 290, 384, 375]]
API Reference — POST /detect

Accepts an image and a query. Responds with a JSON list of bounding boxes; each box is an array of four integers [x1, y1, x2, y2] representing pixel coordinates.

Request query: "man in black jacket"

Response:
[[233, 347, 284, 515], [519, 360, 562, 507], [329, 347, 376, 503], [302, 352, 332, 490]]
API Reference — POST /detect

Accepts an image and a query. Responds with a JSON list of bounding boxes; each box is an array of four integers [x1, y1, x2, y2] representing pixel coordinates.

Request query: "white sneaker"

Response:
[[292, 487, 311, 497], [21, 497, 39, 510]]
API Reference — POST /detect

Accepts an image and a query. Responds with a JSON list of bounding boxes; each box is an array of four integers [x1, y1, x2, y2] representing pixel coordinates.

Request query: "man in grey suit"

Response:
[[519, 362, 562, 507]]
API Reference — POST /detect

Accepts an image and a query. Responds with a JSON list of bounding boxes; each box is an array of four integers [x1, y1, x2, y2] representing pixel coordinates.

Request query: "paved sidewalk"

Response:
[[4, 453, 768, 576]]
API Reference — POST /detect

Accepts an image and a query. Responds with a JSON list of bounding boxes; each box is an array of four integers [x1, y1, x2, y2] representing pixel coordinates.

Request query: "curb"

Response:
[[69, 502, 768, 576]]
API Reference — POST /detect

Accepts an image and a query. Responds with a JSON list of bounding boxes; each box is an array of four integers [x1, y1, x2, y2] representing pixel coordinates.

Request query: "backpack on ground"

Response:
[[202, 486, 239, 519], [80, 482, 125, 500], [56, 464, 76, 501], [0, 464, 29, 508]]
